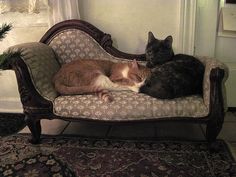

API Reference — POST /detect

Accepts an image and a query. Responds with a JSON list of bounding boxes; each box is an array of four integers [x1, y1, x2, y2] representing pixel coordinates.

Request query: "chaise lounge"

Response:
[[5, 20, 228, 146]]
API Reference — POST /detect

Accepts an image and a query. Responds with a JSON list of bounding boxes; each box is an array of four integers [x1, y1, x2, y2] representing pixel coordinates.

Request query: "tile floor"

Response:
[[20, 112, 236, 140], [20, 111, 236, 154]]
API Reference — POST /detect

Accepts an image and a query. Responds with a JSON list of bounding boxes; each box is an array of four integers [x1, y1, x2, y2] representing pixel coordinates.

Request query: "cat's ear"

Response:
[[148, 31, 156, 43], [164, 35, 173, 47], [131, 59, 139, 69]]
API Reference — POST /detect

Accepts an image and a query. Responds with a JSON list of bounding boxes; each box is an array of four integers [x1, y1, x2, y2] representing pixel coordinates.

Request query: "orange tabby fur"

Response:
[[53, 59, 150, 102]]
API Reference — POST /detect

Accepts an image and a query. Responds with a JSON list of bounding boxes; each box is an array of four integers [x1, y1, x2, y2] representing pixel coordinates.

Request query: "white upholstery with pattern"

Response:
[[53, 91, 208, 121]]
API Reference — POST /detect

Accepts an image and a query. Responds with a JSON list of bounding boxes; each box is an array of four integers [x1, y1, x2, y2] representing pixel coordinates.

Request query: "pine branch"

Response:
[[0, 23, 21, 69], [0, 51, 22, 69], [0, 23, 12, 41]]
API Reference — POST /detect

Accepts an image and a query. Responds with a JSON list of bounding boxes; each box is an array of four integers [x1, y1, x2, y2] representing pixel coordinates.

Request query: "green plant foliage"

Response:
[[0, 23, 22, 69], [0, 23, 12, 41], [0, 51, 22, 69]]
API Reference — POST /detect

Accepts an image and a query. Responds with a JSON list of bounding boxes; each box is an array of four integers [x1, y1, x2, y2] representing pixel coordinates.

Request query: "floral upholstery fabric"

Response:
[[48, 29, 132, 64], [8, 42, 60, 101], [53, 91, 208, 121]]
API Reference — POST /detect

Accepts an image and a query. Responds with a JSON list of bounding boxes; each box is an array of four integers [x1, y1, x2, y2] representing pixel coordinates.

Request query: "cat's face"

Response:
[[110, 60, 151, 92], [145, 32, 174, 68]]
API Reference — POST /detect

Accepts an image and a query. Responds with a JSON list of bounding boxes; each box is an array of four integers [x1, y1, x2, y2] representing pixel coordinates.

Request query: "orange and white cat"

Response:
[[53, 59, 150, 102]]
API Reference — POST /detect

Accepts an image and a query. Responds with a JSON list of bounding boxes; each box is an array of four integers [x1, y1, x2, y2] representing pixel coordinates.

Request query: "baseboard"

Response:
[[0, 98, 23, 113], [228, 107, 236, 112]]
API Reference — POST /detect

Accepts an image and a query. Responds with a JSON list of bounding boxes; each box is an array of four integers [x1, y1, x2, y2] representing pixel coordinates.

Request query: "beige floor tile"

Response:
[[63, 122, 110, 137], [155, 122, 205, 140], [19, 119, 69, 135], [229, 142, 236, 160], [224, 112, 236, 122], [108, 123, 155, 138], [218, 122, 236, 141]]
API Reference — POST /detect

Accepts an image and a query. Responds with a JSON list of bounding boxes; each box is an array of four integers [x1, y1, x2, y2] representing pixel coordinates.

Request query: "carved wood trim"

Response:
[[206, 67, 225, 142], [40, 19, 146, 61], [25, 115, 42, 144]]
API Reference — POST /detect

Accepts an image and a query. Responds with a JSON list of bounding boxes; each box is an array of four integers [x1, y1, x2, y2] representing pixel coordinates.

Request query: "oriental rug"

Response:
[[0, 134, 235, 177], [0, 113, 25, 136]]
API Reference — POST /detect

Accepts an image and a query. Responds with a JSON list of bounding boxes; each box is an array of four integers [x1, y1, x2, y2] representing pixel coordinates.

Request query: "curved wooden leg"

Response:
[[206, 120, 223, 152], [25, 115, 41, 144], [206, 68, 225, 152], [206, 121, 222, 142]]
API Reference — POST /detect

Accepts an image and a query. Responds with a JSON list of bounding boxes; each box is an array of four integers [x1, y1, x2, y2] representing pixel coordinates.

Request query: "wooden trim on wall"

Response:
[[228, 107, 236, 112], [178, 0, 197, 55]]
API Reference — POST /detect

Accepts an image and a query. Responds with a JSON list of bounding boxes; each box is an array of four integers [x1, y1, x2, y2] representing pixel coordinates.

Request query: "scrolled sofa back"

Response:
[[47, 29, 115, 64]]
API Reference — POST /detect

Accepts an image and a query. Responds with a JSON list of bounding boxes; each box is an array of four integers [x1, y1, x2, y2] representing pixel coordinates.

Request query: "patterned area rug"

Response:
[[0, 135, 236, 177], [0, 113, 25, 136]]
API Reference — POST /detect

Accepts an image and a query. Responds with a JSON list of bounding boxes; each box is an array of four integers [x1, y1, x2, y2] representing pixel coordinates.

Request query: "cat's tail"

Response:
[[54, 81, 113, 102]]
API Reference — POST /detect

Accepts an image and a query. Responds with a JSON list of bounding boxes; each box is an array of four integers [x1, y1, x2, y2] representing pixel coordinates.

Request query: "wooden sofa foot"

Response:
[[208, 141, 221, 152], [206, 122, 222, 152], [25, 115, 41, 144]]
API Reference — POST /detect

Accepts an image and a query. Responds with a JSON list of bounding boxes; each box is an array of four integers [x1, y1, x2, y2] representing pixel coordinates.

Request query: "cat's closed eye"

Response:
[[136, 76, 142, 82], [112, 78, 132, 85], [130, 74, 142, 82]]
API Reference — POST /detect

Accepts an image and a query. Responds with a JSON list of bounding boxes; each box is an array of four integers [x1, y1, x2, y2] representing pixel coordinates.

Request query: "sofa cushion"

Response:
[[53, 91, 208, 121]]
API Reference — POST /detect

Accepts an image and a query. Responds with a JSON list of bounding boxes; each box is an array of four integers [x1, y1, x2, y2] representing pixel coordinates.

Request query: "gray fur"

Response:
[[140, 32, 205, 99]]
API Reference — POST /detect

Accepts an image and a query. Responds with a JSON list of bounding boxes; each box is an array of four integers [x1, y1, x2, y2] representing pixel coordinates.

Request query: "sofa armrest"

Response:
[[196, 56, 229, 113], [6, 42, 60, 115]]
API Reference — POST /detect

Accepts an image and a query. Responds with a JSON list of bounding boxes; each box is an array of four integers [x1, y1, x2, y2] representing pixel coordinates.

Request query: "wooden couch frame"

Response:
[[7, 20, 225, 147]]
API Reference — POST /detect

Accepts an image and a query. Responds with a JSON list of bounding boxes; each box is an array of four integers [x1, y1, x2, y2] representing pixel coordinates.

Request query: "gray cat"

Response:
[[140, 32, 205, 99]]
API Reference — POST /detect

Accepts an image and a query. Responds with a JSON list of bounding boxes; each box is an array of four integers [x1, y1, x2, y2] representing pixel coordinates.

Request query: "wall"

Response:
[[0, 11, 48, 53], [216, 37, 236, 62], [216, 36, 236, 107], [195, 0, 236, 61], [79, 0, 182, 54]]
